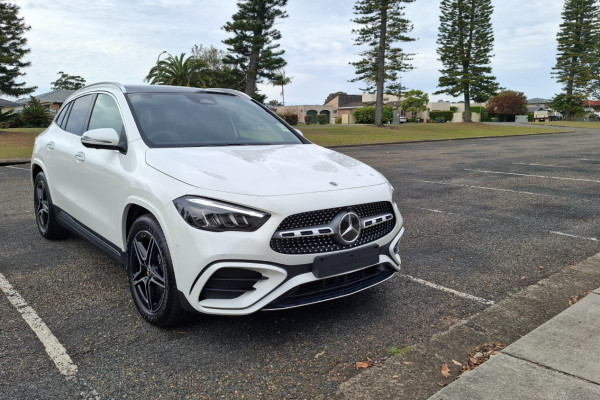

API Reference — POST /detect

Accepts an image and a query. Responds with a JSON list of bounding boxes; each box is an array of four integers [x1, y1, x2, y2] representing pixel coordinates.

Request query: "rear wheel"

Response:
[[33, 172, 68, 239], [127, 214, 186, 326]]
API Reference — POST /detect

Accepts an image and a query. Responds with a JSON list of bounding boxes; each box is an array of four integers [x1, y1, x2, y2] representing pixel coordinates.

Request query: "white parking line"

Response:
[[465, 169, 600, 184], [0, 273, 100, 398], [411, 206, 492, 222], [413, 206, 599, 243], [0, 272, 78, 377], [402, 274, 495, 305], [412, 179, 579, 201], [4, 165, 30, 171], [514, 162, 566, 168], [549, 231, 599, 242]]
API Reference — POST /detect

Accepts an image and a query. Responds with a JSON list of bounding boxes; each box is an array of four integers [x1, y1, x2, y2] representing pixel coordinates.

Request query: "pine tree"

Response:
[[350, 0, 415, 126], [222, 0, 288, 99], [435, 0, 499, 122], [0, 1, 36, 96], [51, 71, 86, 90], [553, 0, 600, 120]]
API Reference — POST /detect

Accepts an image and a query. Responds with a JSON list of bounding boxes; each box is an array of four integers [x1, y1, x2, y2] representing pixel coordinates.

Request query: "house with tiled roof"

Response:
[[19, 89, 76, 112], [0, 98, 23, 113], [526, 98, 549, 113]]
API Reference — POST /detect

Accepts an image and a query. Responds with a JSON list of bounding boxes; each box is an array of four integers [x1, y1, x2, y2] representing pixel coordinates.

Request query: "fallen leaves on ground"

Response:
[[355, 357, 376, 370], [458, 343, 505, 375], [441, 363, 450, 378], [569, 290, 593, 306]]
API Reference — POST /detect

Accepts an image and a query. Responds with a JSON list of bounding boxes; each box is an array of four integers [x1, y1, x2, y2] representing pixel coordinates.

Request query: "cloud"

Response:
[[14, 0, 568, 103]]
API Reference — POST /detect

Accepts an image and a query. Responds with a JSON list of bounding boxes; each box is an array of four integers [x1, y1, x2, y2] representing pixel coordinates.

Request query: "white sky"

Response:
[[15, 0, 564, 105]]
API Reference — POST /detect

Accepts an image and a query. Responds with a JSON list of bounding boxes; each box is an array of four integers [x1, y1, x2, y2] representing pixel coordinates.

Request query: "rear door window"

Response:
[[64, 94, 94, 135]]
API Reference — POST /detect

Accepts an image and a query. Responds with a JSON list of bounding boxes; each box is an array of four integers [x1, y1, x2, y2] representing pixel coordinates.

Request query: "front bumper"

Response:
[[185, 226, 405, 315]]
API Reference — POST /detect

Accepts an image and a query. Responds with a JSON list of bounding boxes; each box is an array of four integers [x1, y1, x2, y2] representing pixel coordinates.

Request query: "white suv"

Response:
[[31, 83, 405, 326]]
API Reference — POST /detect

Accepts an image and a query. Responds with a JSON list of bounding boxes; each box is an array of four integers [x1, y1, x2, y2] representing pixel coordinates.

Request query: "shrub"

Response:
[[283, 113, 298, 125], [429, 111, 454, 122], [353, 106, 393, 124], [449, 106, 458, 113], [527, 113, 534, 122], [20, 97, 52, 128], [335, 117, 342, 124], [304, 115, 312, 125], [316, 114, 327, 125]]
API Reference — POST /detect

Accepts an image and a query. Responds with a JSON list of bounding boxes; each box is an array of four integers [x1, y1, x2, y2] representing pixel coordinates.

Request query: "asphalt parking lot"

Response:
[[1, 128, 600, 399]]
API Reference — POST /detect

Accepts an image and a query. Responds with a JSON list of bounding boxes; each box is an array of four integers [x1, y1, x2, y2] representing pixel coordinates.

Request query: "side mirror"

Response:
[[295, 129, 304, 136], [81, 128, 126, 153]]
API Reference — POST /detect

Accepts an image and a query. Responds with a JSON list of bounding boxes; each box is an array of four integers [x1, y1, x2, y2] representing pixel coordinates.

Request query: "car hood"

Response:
[[145, 144, 387, 196]]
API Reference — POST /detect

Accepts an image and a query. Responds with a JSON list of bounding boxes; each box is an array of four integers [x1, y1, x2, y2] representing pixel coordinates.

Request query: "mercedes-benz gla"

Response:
[[31, 83, 405, 326]]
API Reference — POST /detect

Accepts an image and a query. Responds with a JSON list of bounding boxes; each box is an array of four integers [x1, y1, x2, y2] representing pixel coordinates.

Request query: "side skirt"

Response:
[[55, 207, 127, 267]]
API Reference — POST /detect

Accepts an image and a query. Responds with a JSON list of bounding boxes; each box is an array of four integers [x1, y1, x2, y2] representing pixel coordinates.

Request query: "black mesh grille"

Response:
[[270, 201, 395, 254], [263, 264, 395, 310]]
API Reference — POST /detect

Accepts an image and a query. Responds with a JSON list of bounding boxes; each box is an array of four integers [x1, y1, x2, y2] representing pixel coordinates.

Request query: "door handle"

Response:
[[46, 141, 55, 150], [74, 152, 85, 162]]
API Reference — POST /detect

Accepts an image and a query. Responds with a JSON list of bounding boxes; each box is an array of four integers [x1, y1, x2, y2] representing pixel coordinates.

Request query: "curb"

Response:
[[0, 159, 29, 166]]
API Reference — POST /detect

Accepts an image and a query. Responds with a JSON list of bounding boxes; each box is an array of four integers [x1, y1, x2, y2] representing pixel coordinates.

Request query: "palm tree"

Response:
[[145, 53, 208, 87], [270, 69, 292, 106]]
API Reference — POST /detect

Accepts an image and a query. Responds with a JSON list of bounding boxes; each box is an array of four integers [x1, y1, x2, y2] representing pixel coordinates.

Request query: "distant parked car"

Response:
[[31, 83, 405, 326], [399, 116, 407, 123]]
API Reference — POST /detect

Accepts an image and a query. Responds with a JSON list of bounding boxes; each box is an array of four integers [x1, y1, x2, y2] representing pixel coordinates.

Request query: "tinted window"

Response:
[[55, 102, 72, 130], [127, 92, 302, 147], [88, 94, 125, 139], [64, 95, 93, 135]]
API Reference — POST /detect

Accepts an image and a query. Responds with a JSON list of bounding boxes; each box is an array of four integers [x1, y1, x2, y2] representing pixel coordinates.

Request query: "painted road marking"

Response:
[[0, 272, 100, 398], [549, 231, 599, 242], [411, 206, 492, 222], [465, 169, 600, 184], [0, 272, 78, 377], [4, 165, 30, 171], [413, 206, 599, 243], [513, 162, 566, 168], [402, 274, 495, 305], [411, 179, 582, 201]]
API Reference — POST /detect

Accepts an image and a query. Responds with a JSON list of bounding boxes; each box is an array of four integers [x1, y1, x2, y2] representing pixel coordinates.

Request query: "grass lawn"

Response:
[[0, 128, 44, 160], [301, 122, 570, 147], [0, 123, 574, 160]]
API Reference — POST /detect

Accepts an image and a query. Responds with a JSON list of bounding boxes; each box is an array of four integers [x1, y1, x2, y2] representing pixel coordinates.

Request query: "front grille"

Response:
[[263, 264, 395, 310], [270, 201, 395, 254]]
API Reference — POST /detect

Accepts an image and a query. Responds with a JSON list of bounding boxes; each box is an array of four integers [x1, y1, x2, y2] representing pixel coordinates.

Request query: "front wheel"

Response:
[[127, 214, 186, 326]]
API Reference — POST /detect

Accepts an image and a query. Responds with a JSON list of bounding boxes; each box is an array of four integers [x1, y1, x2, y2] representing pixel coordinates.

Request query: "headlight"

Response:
[[173, 196, 270, 232]]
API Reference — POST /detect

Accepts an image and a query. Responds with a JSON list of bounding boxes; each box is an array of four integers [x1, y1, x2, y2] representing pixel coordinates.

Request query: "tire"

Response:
[[127, 214, 186, 326], [33, 172, 68, 239]]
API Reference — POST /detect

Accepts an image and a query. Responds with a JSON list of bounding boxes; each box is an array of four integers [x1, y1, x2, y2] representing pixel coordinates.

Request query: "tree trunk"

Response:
[[463, 90, 471, 123], [375, 7, 388, 127], [245, 49, 260, 96]]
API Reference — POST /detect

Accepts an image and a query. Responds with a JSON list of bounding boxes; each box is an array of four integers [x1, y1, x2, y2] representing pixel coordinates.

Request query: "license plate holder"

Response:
[[313, 246, 379, 279]]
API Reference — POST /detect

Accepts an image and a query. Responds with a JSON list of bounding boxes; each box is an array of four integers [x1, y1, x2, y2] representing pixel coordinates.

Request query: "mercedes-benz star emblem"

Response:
[[335, 211, 361, 245]]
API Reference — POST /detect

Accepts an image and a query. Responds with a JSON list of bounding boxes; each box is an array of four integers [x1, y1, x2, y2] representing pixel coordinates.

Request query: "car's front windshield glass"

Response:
[[127, 92, 303, 147]]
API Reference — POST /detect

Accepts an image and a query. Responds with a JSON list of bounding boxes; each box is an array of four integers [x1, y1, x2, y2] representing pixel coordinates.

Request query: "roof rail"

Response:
[[81, 82, 127, 92], [203, 88, 250, 99]]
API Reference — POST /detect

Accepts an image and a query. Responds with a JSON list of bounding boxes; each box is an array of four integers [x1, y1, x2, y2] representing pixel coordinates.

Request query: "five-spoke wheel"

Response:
[[127, 214, 185, 326]]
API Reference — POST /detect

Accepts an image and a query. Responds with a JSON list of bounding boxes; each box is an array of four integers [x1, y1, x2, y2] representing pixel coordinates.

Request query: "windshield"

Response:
[[127, 92, 303, 147]]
